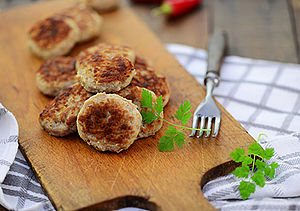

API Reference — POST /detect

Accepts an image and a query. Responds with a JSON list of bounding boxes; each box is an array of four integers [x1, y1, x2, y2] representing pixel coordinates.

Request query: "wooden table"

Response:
[[1, 0, 299, 63], [125, 0, 300, 63], [0, 0, 299, 210]]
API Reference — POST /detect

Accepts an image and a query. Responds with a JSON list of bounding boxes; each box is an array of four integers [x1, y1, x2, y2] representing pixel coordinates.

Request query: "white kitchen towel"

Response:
[[168, 44, 300, 211], [203, 133, 300, 210], [1, 44, 300, 210], [167, 44, 300, 138], [0, 103, 19, 210]]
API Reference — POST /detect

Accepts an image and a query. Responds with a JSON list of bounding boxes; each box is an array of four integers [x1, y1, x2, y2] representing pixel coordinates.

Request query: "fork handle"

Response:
[[204, 29, 227, 86]]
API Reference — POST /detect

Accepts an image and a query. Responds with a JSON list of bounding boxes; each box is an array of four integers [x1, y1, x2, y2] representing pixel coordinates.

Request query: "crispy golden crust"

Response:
[[39, 83, 93, 136], [116, 86, 163, 138], [29, 16, 72, 49], [77, 93, 142, 152], [36, 56, 77, 96], [79, 54, 134, 83], [77, 53, 136, 93], [132, 56, 170, 106], [77, 43, 136, 64], [57, 7, 103, 42], [134, 55, 153, 70], [28, 16, 80, 59], [59, 7, 95, 32], [37, 56, 76, 83]]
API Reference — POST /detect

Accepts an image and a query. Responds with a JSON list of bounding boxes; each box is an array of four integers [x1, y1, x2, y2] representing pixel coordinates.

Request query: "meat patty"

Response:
[[36, 56, 77, 97], [77, 43, 136, 64], [132, 55, 170, 106], [76, 53, 135, 93], [77, 0, 120, 12], [39, 83, 93, 136], [116, 85, 163, 138], [28, 16, 80, 59], [57, 7, 103, 42], [77, 93, 142, 153]]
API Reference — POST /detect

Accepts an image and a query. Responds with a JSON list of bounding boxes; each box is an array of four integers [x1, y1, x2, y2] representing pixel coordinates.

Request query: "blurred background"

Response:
[[0, 0, 300, 64]]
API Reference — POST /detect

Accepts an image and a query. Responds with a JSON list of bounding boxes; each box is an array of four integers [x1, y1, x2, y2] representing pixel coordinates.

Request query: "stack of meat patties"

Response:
[[37, 43, 170, 153], [28, 6, 103, 59], [27, 5, 169, 153]]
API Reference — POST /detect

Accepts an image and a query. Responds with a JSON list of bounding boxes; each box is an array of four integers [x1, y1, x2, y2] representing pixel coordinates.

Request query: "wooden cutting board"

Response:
[[0, 1, 254, 210]]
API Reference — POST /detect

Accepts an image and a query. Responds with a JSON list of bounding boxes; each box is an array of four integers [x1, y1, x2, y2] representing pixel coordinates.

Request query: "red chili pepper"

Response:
[[152, 0, 202, 17], [131, 0, 163, 3]]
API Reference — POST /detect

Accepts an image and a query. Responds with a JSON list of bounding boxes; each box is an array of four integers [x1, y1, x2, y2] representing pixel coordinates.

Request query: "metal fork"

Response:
[[190, 30, 227, 138]]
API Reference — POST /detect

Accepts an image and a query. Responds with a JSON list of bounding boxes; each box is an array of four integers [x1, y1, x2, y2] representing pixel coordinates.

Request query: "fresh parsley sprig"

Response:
[[230, 134, 279, 200], [140, 89, 210, 152]]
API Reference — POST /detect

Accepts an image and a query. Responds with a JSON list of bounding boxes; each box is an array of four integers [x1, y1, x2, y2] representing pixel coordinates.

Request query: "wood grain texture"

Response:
[[290, 0, 300, 63], [0, 0, 254, 210], [212, 0, 298, 63], [124, 0, 209, 49]]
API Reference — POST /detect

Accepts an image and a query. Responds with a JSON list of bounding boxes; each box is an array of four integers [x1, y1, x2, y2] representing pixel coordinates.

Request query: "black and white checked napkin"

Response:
[[1, 44, 300, 210]]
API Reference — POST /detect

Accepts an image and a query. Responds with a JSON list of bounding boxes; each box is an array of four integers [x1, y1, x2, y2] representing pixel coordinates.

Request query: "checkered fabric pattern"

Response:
[[167, 44, 299, 138], [202, 133, 300, 210], [168, 44, 300, 211], [1, 44, 300, 210], [1, 151, 53, 211]]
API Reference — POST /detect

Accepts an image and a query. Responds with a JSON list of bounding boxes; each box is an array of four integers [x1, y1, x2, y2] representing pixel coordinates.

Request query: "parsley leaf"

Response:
[[230, 148, 246, 162], [159, 126, 185, 151], [270, 162, 279, 169], [265, 162, 279, 178], [140, 90, 209, 152], [255, 159, 266, 170], [231, 134, 279, 200], [174, 131, 185, 148], [263, 148, 274, 160], [232, 166, 250, 178], [248, 142, 264, 158], [158, 135, 174, 152], [154, 96, 163, 115], [140, 89, 153, 109], [251, 170, 266, 187], [242, 156, 253, 166], [239, 181, 256, 200], [174, 100, 192, 125], [264, 166, 275, 178], [141, 110, 157, 124], [230, 148, 253, 167], [164, 126, 177, 136]]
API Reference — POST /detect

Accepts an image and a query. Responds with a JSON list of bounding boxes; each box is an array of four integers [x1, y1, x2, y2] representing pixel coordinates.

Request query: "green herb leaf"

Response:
[[251, 170, 266, 187], [230, 148, 246, 162], [140, 90, 209, 152], [232, 166, 250, 178], [242, 156, 253, 166], [263, 148, 274, 160], [239, 181, 256, 200], [231, 134, 279, 200], [264, 166, 275, 178], [158, 126, 185, 152], [141, 110, 157, 124], [174, 100, 192, 125], [154, 96, 163, 115], [255, 159, 266, 170], [270, 162, 279, 169], [140, 89, 153, 109], [158, 135, 174, 152], [265, 162, 279, 178], [248, 142, 264, 158], [174, 131, 185, 148], [164, 126, 177, 136]]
